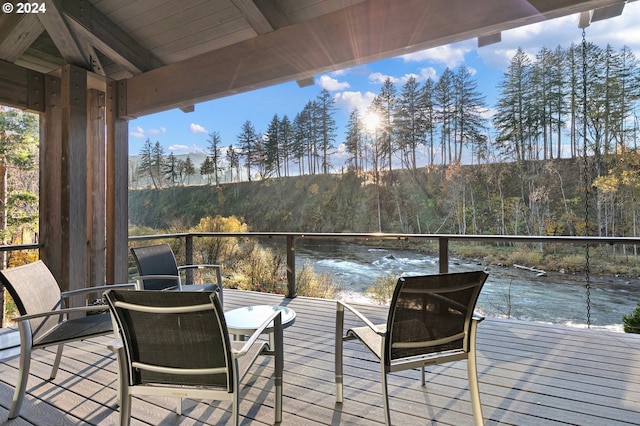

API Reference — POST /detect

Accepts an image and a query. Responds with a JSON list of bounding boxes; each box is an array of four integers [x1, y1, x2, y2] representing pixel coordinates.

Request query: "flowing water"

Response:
[[293, 240, 639, 332]]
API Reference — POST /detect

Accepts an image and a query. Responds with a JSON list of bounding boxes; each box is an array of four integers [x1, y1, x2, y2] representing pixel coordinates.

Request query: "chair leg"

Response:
[[467, 355, 484, 426], [50, 343, 64, 379], [335, 303, 344, 403], [232, 386, 240, 426], [119, 392, 132, 426], [421, 365, 426, 386], [381, 369, 391, 426], [274, 315, 283, 424], [9, 344, 32, 419]]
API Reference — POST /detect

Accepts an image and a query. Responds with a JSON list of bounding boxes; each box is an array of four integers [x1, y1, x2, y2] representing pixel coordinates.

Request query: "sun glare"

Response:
[[363, 112, 380, 133]]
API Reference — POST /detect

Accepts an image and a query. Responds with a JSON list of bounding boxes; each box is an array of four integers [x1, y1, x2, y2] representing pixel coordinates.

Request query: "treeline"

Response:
[[133, 41, 640, 192]]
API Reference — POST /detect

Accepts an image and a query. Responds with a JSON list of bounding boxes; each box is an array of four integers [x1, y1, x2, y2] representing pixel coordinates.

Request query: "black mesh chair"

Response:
[[104, 289, 283, 426], [0, 260, 134, 419], [335, 271, 488, 426], [130, 243, 223, 303]]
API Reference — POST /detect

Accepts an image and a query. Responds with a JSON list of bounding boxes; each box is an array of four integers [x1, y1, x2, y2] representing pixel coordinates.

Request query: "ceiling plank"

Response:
[[58, 0, 163, 75], [125, 0, 630, 117], [0, 15, 45, 62], [232, 0, 274, 34], [37, 0, 88, 67]]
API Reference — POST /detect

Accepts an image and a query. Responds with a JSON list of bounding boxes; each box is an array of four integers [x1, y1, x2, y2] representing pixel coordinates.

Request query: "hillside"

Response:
[[130, 158, 593, 236]]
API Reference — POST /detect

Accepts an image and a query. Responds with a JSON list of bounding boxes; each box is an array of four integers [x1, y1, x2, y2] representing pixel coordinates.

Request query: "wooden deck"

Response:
[[1, 289, 639, 425]]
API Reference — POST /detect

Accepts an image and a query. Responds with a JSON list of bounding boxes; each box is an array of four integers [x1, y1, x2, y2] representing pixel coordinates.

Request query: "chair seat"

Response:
[[180, 283, 219, 292], [34, 313, 113, 347]]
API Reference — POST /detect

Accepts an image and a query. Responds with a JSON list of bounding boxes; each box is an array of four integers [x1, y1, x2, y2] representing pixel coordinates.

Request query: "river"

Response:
[[293, 240, 639, 332]]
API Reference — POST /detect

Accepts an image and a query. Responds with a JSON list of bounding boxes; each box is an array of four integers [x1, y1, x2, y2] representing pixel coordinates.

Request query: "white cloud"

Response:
[[401, 44, 470, 68], [148, 127, 166, 135], [168, 144, 189, 152], [130, 126, 145, 138], [189, 123, 207, 134], [333, 91, 377, 113], [317, 75, 351, 91]]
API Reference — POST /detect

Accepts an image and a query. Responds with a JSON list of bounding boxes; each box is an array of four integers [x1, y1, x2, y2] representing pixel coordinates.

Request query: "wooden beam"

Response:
[[232, 0, 274, 35], [0, 15, 44, 62], [38, 0, 88, 67], [59, 0, 163, 75], [124, 0, 624, 117], [0, 60, 45, 112]]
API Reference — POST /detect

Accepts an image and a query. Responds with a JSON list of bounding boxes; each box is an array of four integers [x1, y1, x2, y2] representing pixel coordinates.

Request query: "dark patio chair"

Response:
[[0, 260, 134, 419], [130, 243, 223, 303], [335, 271, 488, 426], [104, 289, 283, 426]]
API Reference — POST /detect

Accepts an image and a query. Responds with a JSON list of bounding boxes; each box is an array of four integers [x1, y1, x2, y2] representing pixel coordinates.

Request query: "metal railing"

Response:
[[128, 232, 640, 298]]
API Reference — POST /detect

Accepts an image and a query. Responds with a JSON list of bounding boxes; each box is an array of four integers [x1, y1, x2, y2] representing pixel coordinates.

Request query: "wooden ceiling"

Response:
[[0, 0, 634, 117]]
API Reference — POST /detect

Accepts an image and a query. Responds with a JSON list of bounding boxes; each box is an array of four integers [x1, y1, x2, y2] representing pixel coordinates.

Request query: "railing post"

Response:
[[185, 234, 194, 284], [286, 235, 296, 298], [439, 237, 449, 273]]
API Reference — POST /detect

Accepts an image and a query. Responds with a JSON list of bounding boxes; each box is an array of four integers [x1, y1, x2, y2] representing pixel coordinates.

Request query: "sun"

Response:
[[363, 111, 380, 134]]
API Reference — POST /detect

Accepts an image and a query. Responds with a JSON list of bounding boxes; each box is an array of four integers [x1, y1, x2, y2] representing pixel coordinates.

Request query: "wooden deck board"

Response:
[[1, 289, 639, 425]]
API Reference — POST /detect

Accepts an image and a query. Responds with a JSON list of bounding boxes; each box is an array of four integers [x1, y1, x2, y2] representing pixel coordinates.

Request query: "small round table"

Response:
[[225, 305, 296, 347]]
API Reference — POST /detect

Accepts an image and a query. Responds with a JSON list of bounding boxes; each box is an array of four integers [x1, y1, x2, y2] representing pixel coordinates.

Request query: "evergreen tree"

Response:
[[374, 78, 397, 174], [264, 114, 281, 178], [419, 78, 437, 166], [316, 89, 337, 174], [163, 152, 180, 187], [344, 108, 365, 174], [138, 139, 165, 188], [452, 66, 487, 164], [279, 115, 293, 177], [434, 68, 455, 165], [237, 120, 258, 181], [494, 48, 534, 162], [183, 155, 196, 185], [200, 156, 215, 184], [226, 144, 240, 182], [395, 76, 426, 171], [207, 131, 224, 185]]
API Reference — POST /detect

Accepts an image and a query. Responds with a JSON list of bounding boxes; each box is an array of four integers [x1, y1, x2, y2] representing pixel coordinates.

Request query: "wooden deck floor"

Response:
[[1, 289, 639, 425]]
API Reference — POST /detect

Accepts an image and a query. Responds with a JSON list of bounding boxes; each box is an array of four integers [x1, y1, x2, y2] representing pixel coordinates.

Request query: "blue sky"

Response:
[[129, 3, 640, 164]]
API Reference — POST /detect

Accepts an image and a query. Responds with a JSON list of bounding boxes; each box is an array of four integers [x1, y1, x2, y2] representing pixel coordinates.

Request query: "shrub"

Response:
[[295, 261, 339, 299], [367, 274, 397, 305], [623, 302, 640, 334]]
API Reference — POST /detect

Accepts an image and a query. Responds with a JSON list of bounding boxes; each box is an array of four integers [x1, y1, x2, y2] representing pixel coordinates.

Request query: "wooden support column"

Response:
[[40, 65, 88, 292], [87, 88, 106, 286], [105, 80, 129, 284]]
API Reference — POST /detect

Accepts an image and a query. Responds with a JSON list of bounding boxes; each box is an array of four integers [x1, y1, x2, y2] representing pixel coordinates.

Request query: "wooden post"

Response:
[[286, 235, 296, 298], [40, 65, 89, 293], [439, 237, 449, 273], [105, 80, 129, 285], [87, 89, 106, 287]]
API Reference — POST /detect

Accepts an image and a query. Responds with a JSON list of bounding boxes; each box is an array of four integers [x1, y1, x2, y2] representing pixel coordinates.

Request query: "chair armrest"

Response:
[[231, 310, 282, 357], [177, 264, 223, 287], [107, 338, 124, 353], [177, 264, 221, 271], [337, 301, 385, 335], [472, 312, 485, 322], [12, 305, 110, 322]]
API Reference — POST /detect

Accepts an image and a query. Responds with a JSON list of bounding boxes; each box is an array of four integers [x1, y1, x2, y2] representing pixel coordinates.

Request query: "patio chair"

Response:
[[130, 243, 223, 303], [104, 289, 283, 426], [0, 260, 134, 419], [335, 271, 488, 426]]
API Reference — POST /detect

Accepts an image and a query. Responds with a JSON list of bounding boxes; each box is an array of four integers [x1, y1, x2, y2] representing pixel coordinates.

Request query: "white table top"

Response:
[[225, 305, 296, 334]]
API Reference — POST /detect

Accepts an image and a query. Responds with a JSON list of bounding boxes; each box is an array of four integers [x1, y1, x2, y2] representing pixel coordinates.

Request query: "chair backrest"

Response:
[[104, 289, 234, 390], [0, 260, 64, 341], [130, 243, 180, 290], [385, 271, 488, 363]]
